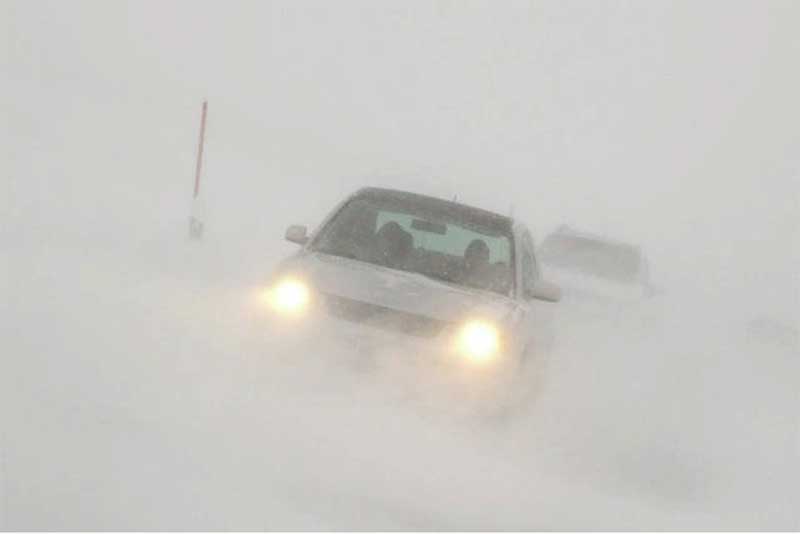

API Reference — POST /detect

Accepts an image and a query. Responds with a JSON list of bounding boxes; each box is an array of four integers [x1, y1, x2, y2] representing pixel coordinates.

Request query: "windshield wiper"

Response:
[[314, 246, 357, 261], [406, 270, 464, 289]]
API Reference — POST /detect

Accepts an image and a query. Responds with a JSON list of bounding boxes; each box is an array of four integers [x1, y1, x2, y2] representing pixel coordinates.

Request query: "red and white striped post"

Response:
[[189, 100, 208, 239]]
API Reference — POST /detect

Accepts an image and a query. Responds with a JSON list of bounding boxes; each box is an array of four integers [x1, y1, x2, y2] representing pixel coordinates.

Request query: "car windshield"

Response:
[[311, 191, 514, 296]]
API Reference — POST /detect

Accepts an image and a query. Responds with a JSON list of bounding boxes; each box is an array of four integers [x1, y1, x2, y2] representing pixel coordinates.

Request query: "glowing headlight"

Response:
[[456, 320, 501, 363], [265, 278, 310, 316]]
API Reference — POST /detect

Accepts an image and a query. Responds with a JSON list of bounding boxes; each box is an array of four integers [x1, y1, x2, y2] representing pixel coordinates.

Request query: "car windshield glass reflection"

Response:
[[312, 195, 514, 296]]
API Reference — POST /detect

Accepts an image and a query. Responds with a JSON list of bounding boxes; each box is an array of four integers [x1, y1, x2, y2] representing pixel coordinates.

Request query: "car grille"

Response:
[[322, 293, 447, 338]]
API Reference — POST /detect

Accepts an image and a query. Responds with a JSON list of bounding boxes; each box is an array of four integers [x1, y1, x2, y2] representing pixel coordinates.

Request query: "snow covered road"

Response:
[[2, 241, 796, 529]]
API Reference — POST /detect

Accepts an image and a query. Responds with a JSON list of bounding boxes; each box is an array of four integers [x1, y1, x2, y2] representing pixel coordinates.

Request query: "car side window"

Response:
[[521, 231, 539, 294]]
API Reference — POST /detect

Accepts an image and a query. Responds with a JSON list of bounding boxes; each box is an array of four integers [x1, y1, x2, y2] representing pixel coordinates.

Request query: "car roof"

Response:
[[353, 186, 515, 232]]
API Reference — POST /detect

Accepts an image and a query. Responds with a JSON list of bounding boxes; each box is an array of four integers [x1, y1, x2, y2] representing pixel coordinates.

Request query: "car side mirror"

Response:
[[527, 280, 561, 302], [285, 224, 309, 245]]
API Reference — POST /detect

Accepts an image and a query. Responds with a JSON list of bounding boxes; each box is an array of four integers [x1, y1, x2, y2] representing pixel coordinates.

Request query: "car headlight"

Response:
[[456, 320, 501, 363], [264, 277, 311, 316]]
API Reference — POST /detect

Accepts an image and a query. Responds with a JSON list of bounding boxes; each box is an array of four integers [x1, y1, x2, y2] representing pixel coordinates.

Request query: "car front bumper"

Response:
[[268, 307, 522, 381]]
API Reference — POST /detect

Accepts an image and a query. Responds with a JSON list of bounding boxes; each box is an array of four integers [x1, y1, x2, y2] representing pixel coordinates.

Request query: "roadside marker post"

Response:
[[189, 100, 208, 239]]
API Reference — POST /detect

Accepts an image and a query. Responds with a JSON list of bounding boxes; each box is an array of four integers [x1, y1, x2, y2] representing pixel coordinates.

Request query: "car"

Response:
[[539, 224, 654, 301], [262, 187, 561, 391]]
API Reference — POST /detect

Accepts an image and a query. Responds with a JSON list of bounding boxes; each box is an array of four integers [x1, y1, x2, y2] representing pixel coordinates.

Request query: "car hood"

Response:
[[279, 251, 516, 325]]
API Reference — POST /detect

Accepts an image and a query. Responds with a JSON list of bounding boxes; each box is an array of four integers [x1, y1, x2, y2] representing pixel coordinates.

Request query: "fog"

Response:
[[2, 0, 798, 529]]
